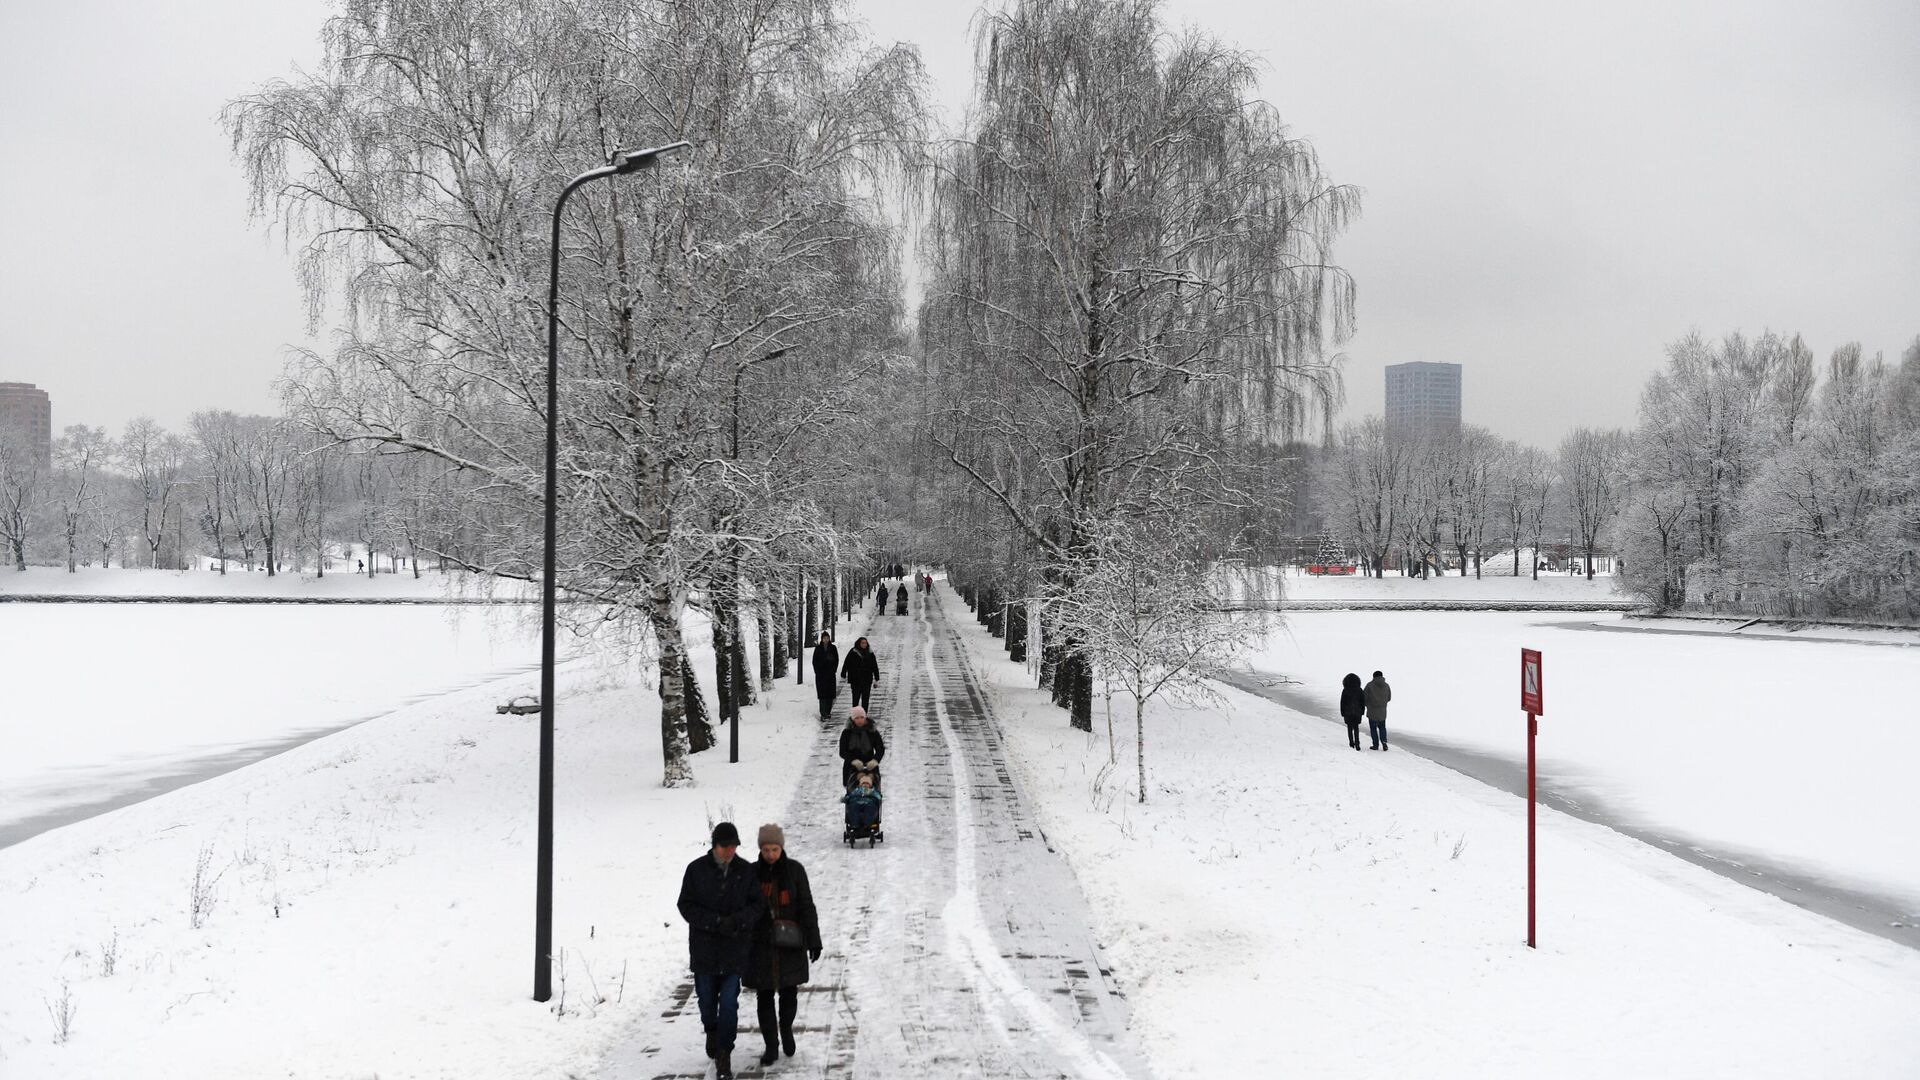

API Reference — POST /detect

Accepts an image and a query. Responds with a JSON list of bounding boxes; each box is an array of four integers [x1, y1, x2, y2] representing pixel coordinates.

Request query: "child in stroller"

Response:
[[842, 767, 883, 846]]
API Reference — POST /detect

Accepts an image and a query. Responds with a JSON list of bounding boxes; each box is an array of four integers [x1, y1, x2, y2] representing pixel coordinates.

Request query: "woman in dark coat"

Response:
[[746, 824, 822, 1065], [874, 580, 889, 613], [811, 632, 839, 719], [1339, 672, 1366, 751], [840, 636, 879, 711], [893, 581, 908, 615], [838, 706, 885, 789]]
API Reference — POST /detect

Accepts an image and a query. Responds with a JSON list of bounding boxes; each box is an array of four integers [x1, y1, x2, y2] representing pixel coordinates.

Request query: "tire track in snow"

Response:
[[921, 637, 1131, 1080]]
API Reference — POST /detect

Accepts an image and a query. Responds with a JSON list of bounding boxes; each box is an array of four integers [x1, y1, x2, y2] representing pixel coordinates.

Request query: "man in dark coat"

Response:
[[746, 824, 823, 1065], [840, 637, 879, 712], [839, 706, 885, 789], [1364, 670, 1392, 750], [874, 580, 889, 613], [810, 631, 839, 719], [677, 822, 764, 1078], [1339, 672, 1366, 751]]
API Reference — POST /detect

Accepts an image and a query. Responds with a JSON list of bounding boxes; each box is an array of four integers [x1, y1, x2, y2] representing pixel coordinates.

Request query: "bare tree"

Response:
[[121, 418, 188, 569], [0, 433, 43, 570], [1558, 427, 1628, 579], [51, 425, 112, 572]]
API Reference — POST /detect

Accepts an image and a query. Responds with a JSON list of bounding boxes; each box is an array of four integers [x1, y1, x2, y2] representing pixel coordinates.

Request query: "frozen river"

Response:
[[0, 603, 541, 848], [1245, 611, 1920, 921]]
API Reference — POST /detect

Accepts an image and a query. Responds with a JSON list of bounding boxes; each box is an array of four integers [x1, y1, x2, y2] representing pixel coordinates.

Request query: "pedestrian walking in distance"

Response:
[[811, 631, 839, 720], [840, 636, 879, 712], [1340, 672, 1366, 751], [839, 705, 886, 790], [874, 579, 888, 613], [677, 822, 764, 1079], [893, 580, 908, 615], [747, 825, 822, 1066], [1364, 670, 1392, 750]]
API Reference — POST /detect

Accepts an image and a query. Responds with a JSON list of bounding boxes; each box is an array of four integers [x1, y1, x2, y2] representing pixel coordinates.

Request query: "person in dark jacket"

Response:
[[677, 822, 765, 1078], [1364, 670, 1392, 750], [1339, 672, 1366, 751], [745, 824, 822, 1065], [810, 632, 839, 719], [839, 705, 885, 789], [893, 581, 908, 615], [874, 580, 889, 613], [840, 637, 879, 711]]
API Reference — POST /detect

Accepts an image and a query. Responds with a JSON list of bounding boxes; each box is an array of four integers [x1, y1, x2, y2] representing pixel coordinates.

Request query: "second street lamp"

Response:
[[534, 139, 689, 1004]]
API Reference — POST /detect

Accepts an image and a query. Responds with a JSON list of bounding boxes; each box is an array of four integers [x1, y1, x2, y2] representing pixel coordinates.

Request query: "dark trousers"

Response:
[[756, 985, 798, 1048], [694, 972, 742, 1051], [816, 686, 836, 719], [848, 681, 871, 710], [1345, 720, 1362, 749], [1369, 718, 1388, 749]]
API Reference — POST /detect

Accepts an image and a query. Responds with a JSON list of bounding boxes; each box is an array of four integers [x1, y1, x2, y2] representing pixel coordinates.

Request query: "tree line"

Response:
[[0, 413, 456, 577]]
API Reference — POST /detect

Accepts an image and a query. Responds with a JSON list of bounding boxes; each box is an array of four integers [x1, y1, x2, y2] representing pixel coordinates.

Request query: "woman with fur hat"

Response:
[[746, 824, 822, 1065]]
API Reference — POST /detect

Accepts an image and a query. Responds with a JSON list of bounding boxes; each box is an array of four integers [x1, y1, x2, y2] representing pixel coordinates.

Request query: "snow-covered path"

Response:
[[594, 590, 1147, 1078]]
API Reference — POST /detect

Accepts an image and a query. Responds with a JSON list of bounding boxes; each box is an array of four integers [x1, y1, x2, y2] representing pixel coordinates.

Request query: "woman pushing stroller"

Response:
[[839, 706, 886, 844]]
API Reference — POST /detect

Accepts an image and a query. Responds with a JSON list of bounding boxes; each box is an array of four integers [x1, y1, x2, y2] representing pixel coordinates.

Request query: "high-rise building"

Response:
[[1384, 362, 1461, 439], [0, 382, 53, 468]]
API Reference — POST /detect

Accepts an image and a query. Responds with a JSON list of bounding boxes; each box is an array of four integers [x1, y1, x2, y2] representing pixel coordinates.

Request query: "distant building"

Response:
[[0, 382, 53, 468], [1384, 362, 1461, 440]]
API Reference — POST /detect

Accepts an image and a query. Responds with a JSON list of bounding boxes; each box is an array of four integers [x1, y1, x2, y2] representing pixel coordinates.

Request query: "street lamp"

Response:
[[534, 139, 690, 1004]]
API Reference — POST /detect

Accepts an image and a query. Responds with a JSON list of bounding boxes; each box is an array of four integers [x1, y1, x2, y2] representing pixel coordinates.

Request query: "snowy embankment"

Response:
[[946, 594, 1920, 1078], [0, 609, 862, 1077], [1228, 564, 1635, 607], [0, 566, 532, 601], [1249, 611, 1920, 913]]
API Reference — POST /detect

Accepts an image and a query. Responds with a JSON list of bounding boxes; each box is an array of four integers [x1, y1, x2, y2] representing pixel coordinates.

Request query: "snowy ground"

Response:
[[0, 601, 865, 1077], [1242, 611, 1920, 913], [1259, 566, 1630, 604], [1, 603, 543, 846], [953, 594, 1920, 1079], [0, 565, 528, 600], [10, 583, 1920, 1078]]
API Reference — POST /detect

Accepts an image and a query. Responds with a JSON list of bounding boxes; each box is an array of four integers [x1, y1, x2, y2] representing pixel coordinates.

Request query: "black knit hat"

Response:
[[712, 821, 741, 847]]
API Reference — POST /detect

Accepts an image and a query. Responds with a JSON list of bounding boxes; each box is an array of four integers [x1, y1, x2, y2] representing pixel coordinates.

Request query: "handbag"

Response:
[[769, 918, 805, 950]]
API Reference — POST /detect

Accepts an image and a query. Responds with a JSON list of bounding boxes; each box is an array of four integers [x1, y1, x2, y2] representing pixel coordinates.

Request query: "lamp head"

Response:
[[610, 140, 692, 175]]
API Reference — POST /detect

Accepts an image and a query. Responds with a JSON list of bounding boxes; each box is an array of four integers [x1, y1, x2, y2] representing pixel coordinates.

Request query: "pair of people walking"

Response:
[[1339, 670, 1392, 750], [677, 821, 823, 1077], [810, 630, 881, 718]]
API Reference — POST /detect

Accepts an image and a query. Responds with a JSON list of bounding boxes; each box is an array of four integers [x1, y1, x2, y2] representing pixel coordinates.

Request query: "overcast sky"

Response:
[[3, 0, 1914, 448]]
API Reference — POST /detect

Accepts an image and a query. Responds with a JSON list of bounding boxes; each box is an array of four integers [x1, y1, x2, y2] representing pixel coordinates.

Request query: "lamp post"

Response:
[[535, 140, 689, 1004]]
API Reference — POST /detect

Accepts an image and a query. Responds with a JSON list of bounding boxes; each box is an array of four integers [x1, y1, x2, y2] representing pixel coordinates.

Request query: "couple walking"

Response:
[[1339, 671, 1392, 750], [677, 821, 823, 1078], [809, 631, 880, 719]]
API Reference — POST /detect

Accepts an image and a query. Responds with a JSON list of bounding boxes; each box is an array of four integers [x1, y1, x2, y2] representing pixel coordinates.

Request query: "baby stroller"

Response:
[[842, 761, 884, 847]]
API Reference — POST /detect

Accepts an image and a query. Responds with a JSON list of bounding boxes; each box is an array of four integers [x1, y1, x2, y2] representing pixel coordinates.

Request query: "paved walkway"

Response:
[[593, 590, 1148, 1079]]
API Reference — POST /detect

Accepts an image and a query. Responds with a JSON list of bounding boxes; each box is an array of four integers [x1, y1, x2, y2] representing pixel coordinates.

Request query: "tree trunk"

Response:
[[711, 598, 735, 726], [756, 598, 774, 693], [1136, 695, 1147, 804], [1006, 601, 1027, 662], [681, 653, 715, 755], [649, 604, 696, 785]]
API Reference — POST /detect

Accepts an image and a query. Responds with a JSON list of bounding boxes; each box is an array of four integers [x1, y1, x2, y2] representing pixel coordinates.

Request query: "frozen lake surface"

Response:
[[1247, 611, 1920, 914], [0, 603, 541, 846]]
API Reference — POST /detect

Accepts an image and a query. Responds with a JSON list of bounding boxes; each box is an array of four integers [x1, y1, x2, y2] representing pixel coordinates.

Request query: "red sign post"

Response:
[[1520, 648, 1543, 948]]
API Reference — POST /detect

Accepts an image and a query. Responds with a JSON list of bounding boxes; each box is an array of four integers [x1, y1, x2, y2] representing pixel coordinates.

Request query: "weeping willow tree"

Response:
[[228, 0, 923, 785], [919, 0, 1358, 728]]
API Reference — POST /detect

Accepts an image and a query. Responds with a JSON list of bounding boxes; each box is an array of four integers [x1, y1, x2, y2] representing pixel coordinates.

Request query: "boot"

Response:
[[760, 1043, 779, 1067], [716, 1050, 734, 1080], [782, 1024, 797, 1057], [705, 1028, 717, 1060]]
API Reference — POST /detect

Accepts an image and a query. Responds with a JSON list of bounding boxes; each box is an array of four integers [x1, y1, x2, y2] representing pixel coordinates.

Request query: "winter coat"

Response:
[[744, 856, 823, 991], [1340, 674, 1366, 723], [677, 852, 765, 975], [811, 642, 840, 695], [839, 720, 885, 766], [840, 646, 879, 689], [875, 583, 888, 607], [894, 584, 908, 602], [1364, 676, 1392, 721]]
